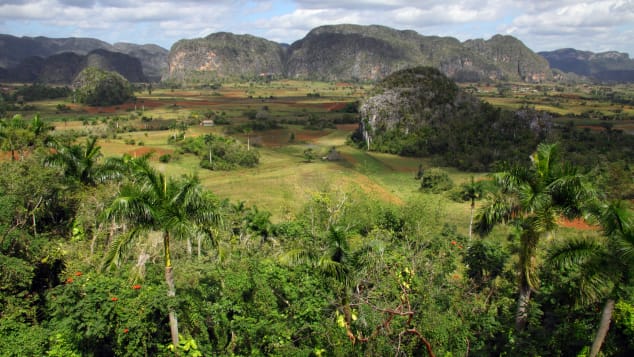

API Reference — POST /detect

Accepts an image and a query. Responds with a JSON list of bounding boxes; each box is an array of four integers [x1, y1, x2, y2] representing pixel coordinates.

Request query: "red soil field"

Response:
[[558, 217, 598, 230], [126, 147, 174, 159]]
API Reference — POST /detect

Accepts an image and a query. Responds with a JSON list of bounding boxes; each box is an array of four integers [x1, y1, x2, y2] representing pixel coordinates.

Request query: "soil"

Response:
[[558, 217, 598, 230], [126, 147, 174, 159]]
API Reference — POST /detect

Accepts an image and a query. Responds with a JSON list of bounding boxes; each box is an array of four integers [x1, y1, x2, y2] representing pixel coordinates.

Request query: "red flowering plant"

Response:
[[47, 272, 167, 356]]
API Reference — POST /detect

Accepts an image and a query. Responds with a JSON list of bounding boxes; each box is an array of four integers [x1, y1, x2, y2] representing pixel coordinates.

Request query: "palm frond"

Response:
[[548, 238, 605, 270], [279, 248, 316, 266], [474, 191, 514, 235], [318, 257, 350, 286], [101, 228, 142, 271], [547, 237, 614, 305], [103, 187, 157, 226]]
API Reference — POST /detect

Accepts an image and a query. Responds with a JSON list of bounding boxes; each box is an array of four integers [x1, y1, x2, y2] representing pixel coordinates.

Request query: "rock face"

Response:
[[166, 32, 286, 82], [356, 66, 550, 170], [0, 49, 147, 83], [463, 35, 552, 82], [539, 48, 634, 82], [113, 42, 169, 82], [0, 34, 167, 82], [359, 66, 475, 147], [285, 24, 505, 82], [163, 24, 552, 83]]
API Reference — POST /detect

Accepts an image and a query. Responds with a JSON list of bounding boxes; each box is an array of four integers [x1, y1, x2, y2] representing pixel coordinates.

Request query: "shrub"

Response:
[[420, 168, 453, 193], [159, 154, 171, 163]]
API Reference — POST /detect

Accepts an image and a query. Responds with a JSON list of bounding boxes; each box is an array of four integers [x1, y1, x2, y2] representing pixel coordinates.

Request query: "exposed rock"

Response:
[[463, 35, 552, 82], [539, 48, 634, 83], [356, 66, 549, 171], [286, 24, 509, 82], [113, 42, 169, 82], [0, 49, 146, 83], [166, 32, 286, 83], [165, 24, 550, 83]]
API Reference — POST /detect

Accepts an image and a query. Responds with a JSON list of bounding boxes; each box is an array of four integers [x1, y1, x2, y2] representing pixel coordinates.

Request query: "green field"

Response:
[[4, 79, 632, 228]]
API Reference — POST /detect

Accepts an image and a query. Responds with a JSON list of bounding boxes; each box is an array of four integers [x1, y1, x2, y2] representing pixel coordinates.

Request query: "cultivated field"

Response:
[[7, 79, 632, 231]]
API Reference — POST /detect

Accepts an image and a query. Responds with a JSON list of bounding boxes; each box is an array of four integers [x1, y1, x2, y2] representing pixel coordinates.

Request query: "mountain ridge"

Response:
[[2, 25, 633, 84], [539, 48, 634, 82], [166, 24, 552, 83], [0, 34, 168, 82]]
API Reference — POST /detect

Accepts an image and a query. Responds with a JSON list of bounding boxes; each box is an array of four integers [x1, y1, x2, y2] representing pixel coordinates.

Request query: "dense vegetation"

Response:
[[355, 67, 550, 171], [177, 134, 260, 170], [1, 76, 633, 356], [72, 67, 134, 106]]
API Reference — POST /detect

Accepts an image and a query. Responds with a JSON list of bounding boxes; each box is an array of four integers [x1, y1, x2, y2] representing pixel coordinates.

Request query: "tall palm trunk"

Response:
[[469, 199, 475, 239], [516, 232, 538, 331], [164, 231, 179, 349], [590, 299, 615, 357], [516, 283, 531, 330]]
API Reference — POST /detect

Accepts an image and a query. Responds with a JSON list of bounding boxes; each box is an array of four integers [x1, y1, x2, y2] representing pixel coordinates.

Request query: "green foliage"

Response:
[[356, 67, 548, 171], [73, 67, 134, 106], [158, 154, 171, 163], [615, 300, 634, 345], [303, 147, 317, 162], [179, 134, 259, 170], [47, 271, 169, 356], [464, 240, 508, 287], [12, 83, 71, 102], [420, 167, 454, 193]]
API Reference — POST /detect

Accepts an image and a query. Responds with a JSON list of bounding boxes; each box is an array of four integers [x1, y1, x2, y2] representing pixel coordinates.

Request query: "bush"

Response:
[[159, 154, 171, 163], [420, 168, 453, 193]]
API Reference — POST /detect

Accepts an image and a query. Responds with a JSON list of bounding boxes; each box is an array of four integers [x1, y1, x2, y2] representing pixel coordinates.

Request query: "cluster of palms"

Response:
[[43, 136, 222, 349], [34, 133, 633, 354], [474, 143, 632, 356], [0, 114, 52, 160]]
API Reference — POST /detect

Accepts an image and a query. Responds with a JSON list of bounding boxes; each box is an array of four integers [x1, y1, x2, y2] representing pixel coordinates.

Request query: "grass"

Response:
[[7, 79, 631, 233]]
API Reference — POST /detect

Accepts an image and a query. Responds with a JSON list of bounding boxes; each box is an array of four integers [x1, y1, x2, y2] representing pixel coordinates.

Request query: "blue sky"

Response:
[[1, 0, 633, 56]]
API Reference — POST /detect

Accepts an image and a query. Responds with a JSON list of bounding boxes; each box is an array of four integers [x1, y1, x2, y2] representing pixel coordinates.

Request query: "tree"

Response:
[[0, 115, 33, 161], [549, 200, 633, 357], [281, 225, 379, 343], [45, 137, 116, 186], [303, 148, 317, 163], [243, 127, 252, 151], [475, 143, 594, 331], [458, 176, 484, 239], [103, 157, 223, 348]]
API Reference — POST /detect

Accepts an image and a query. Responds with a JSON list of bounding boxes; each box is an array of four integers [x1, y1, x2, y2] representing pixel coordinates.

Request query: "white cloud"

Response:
[[0, 0, 632, 55]]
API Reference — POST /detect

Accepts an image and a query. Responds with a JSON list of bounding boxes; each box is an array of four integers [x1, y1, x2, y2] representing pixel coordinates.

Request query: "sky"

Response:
[[0, 0, 633, 56]]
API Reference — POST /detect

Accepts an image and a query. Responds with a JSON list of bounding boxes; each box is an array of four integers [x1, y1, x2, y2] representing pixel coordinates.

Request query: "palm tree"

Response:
[[549, 200, 633, 357], [243, 127, 252, 151], [0, 114, 31, 161], [281, 225, 380, 343], [459, 176, 484, 239], [103, 157, 223, 348], [475, 143, 594, 331], [45, 136, 113, 186]]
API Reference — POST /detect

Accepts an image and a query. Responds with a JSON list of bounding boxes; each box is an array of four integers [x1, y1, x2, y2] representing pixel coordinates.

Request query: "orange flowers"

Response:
[[65, 277, 74, 284], [123, 328, 129, 334], [132, 284, 142, 290], [451, 240, 457, 245], [74, 271, 83, 276], [111, 297, 118, 302]]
